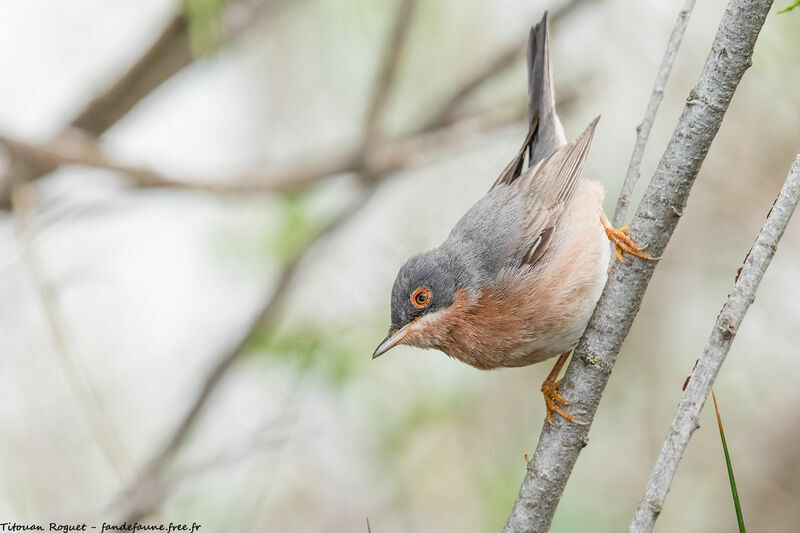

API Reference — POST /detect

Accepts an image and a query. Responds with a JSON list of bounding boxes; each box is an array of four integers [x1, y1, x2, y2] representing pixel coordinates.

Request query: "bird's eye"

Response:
[[411, 286, 432, 309]]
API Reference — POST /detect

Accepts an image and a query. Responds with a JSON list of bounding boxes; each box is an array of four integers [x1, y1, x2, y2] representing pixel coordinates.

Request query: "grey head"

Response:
[[373, 248, 466, 359]]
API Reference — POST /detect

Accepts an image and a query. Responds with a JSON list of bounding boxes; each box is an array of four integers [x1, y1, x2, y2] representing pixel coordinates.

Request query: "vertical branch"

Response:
[[628, 154, 800, 532], [362, 0, 417, 149], [504, 1, 773, 531], [11, 186, 131, 481], [612, 0, 698, 227]]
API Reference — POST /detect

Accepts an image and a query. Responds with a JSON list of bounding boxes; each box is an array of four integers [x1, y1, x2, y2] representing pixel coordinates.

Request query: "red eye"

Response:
[[411, 287, 432, 308]]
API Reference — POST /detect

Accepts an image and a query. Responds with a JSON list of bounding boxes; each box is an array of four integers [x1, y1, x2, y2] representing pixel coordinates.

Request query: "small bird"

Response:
[[372, 12, 652, 423]]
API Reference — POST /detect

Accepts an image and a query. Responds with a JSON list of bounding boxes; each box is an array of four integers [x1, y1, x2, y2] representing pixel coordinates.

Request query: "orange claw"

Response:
[[600, 214, 659, 263], [541, 353, 586, 425]]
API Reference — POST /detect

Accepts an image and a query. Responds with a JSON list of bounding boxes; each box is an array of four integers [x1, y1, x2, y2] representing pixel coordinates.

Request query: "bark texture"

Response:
[[628, 154, 800, 532], [503, 1, 773, 531]]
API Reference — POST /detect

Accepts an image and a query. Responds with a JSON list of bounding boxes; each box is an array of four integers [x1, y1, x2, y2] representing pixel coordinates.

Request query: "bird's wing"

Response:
[[446, 118, 599, 278], [515, 116, 599, 266], [491, 12, 567, 191]]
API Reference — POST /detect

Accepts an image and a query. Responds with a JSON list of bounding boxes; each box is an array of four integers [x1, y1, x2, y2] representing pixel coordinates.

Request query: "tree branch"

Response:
[[11, 185, 132, 481], [115, 184, 381, 521], [110, 0, 418, 521], [611, 0, 698, 227], [503, 1, 773, 531], [0, 0, 282, 208], [418, 0, 590, 133], [628, 154, 800, 532], [0, 107, 525, 196]]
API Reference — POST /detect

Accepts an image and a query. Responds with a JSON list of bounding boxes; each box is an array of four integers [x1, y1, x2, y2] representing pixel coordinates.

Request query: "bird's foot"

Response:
[[541, 377, 576, 424], [540, 352, 586, 425], [601, 218, 660, 263]]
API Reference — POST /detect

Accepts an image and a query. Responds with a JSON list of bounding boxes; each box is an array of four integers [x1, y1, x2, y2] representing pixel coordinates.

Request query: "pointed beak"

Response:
[[372, 326, 408, 359]]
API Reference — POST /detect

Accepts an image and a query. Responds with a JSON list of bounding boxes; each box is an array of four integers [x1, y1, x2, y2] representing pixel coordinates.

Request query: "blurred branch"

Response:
[[362, 0, 416, 148], [419, 0, 590, 132], [11, 185, 131, 481], [71, 14, 191, 136], [117, 151, 381, 523], [0, 107, 525, 195], [628, 154, 800, 532], [112, 0, 418, 521], [0, 0, 283, 208], [0, 0, 589, 203], [612, 0, 698, 227], [504, 1, 773, 531]]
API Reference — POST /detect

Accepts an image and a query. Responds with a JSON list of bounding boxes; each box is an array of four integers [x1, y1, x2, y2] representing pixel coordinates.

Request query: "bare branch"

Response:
[[0, 0, 282, 207], [71, 15, 191, 136], [611, 0, 698, 227], [2, 0, 587, 202], [11, 185, 131, 481], [504, 1, 773, 531], [628, 154, 800, 532], [362, 0, 417, 147], [0, 107, 524, 196], [420, 0, 589, 132], [115, 177, 379, 522], [111, 0, 419, 520]]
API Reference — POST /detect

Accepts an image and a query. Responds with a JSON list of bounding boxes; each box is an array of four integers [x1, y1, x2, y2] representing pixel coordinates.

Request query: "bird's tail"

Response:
[[527, 12, 567, 167]]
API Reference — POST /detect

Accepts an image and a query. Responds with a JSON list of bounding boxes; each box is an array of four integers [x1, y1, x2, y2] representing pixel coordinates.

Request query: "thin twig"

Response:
[[0, 0, 283, 207], [11, 185, 131, 481], [628, 155, 800, 533], [0, 107, 525, 197], [504, 1, 774, 531], [0, 0, 587, 201], [419, 0, 589, 133], [611, 0, 698, 227], [112, 0, 419, 520], [114, 184, 379, 521], [362, 0, 417, 149]]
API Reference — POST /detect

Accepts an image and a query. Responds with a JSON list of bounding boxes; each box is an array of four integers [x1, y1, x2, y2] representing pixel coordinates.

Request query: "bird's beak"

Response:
[[372, 325, 409, 359]]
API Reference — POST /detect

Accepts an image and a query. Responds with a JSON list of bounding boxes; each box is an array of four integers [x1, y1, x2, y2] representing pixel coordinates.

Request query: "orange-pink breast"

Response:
[[402, 179, 611, 369]]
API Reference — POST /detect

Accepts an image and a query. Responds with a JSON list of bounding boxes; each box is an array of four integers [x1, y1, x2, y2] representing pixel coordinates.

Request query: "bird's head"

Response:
[[373, 250, 463, 359]]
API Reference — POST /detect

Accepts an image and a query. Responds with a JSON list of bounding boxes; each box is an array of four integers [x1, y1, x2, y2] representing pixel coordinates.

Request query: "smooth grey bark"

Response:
[[628, 154, 800, 532], [503, 1, 773, 531]]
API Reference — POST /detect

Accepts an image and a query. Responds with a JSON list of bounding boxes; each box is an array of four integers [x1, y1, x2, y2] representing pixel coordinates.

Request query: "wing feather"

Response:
[[516, 117, 600, 266]]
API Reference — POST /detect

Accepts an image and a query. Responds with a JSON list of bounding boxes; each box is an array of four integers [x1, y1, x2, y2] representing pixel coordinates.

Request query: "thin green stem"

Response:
[[711, 387, 745, 533]]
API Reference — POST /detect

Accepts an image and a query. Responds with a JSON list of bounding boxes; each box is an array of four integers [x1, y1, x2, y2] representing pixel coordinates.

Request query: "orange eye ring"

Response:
[[410, 287, 432, 309]]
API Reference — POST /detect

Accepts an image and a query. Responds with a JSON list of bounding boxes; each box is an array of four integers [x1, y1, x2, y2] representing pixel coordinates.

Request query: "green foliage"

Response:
[[214, 193, 317, 271], [247, 326, 367, 388], [478, 459, 527, 531], [183, 0, 226, 56], [777, 0, 800, 13], [270, 194, 317, 259]]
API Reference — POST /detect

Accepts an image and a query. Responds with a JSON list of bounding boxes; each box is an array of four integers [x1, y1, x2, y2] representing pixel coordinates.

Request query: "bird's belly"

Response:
[[442, 184, 610, 370]]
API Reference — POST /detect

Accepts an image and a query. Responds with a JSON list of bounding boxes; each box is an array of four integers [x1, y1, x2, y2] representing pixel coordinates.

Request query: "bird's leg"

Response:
[[600, 211, 659, 262], [541, 352, 580, 424]]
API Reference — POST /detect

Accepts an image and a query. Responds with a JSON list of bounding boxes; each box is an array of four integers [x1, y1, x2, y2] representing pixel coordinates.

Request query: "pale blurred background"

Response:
[[0, 0, 799, 531]]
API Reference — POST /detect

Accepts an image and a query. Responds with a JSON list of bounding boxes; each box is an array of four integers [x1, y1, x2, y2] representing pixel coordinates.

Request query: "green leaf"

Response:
[[183, 0, 226, 56], [271, 194, 317, 259], [777, 0, 800, 13], [247, 326, 369, 388], [711, 388, 746, 533]]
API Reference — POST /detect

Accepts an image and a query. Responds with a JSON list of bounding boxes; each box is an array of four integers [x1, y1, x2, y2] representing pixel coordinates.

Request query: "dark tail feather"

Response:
[[527, 12, 566, 167]]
